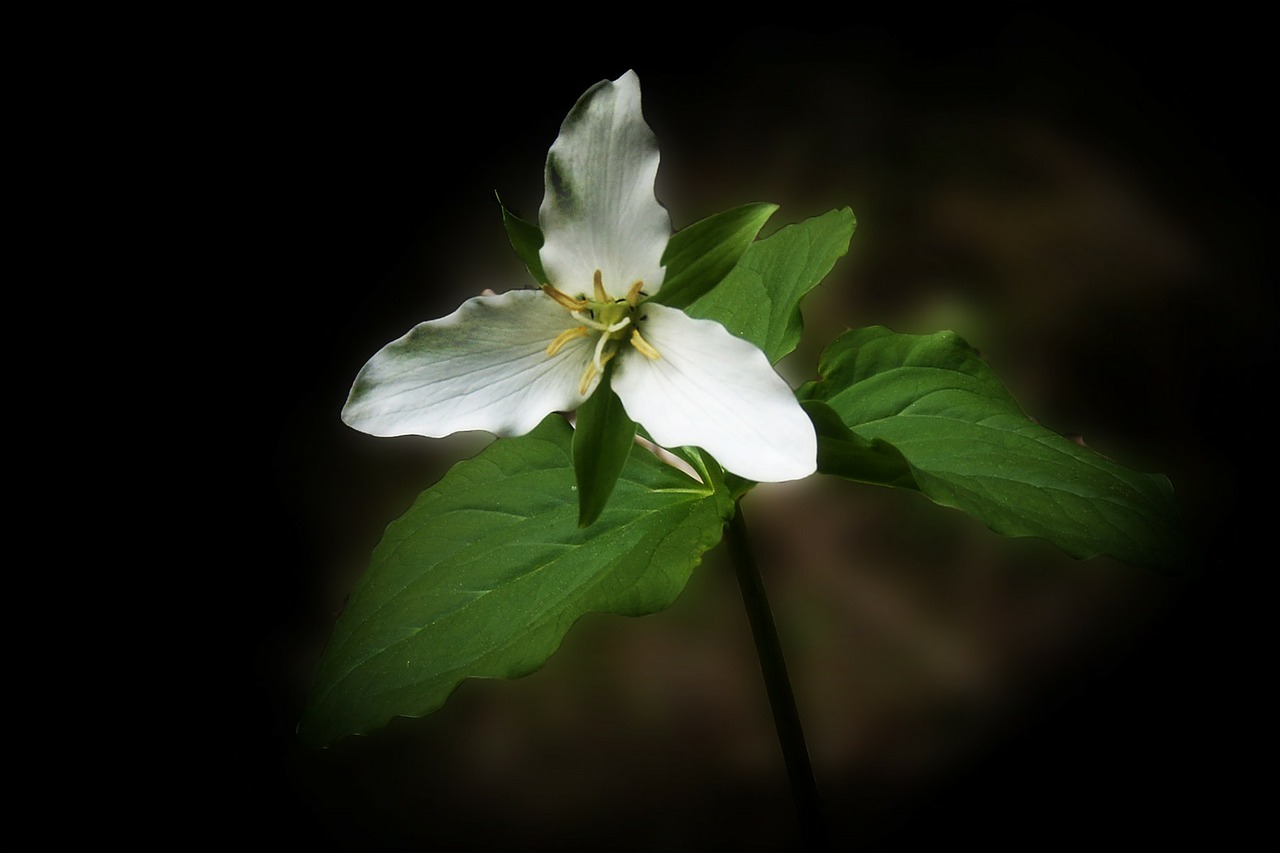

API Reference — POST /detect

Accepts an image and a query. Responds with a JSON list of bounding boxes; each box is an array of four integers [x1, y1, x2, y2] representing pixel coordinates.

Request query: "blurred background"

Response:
[[15, 3, 1273, 851]]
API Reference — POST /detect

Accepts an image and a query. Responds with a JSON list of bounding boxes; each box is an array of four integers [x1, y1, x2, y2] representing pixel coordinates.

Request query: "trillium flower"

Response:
[[342, 70, 817, 483]]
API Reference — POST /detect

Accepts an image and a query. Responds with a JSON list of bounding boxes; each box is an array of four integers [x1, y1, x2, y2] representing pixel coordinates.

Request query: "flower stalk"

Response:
[[726, 502, 828, 852]]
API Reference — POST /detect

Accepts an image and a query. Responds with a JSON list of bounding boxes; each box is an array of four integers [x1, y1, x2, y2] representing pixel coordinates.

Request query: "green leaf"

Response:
[[801, 399, 918, 490], [299, 416, 732, 746], [799, 327, 1184, 569], [498, 195, 548, 284], [683, 207, 856, 364], [573, 368, 636, 527], [651, 202, 778, 309]]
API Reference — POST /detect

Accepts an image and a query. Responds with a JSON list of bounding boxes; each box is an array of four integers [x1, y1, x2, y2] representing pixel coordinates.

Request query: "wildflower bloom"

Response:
[[342, 71, 816, 483]]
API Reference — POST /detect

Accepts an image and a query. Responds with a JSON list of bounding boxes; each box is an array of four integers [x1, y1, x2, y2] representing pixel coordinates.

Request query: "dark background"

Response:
[[15, 3, 1274, 851]]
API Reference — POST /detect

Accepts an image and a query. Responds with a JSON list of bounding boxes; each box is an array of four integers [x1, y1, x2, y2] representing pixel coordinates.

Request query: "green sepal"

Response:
[[684, 207, 855, 364], [497, 194, 548, 284], [651, 202, 778, 309], [572, 366, 636, 527]]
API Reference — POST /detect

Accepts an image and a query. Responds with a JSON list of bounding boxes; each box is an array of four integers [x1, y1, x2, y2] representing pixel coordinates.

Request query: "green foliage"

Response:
[[308, 201, 1186, 746], [684, 207, 856, 364], [801, 399, 917, 490], [652, 203, 778, 309], [799, 327, 1184, 568], [572, 368, 636, 527], [300, 416, 733, 746], [498, 195, 547, 284]]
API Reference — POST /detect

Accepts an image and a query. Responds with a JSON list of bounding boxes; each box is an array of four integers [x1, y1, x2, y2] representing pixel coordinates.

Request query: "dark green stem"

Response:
[[726, 501, 827, 851]]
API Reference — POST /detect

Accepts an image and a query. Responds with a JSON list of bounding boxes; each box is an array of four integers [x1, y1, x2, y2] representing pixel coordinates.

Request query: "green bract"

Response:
[[299, 416, 733, 746], [799, 327, 1184, 568]]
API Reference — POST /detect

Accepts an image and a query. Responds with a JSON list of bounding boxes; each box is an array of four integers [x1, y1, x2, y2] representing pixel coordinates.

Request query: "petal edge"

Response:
[[538, 70, 671, 300], [612, 305, 817, 482], [342, 290, 595, 439]]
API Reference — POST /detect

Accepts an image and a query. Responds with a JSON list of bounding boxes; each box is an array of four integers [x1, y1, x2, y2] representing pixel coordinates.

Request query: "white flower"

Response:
[[342, 71, 816, 483]]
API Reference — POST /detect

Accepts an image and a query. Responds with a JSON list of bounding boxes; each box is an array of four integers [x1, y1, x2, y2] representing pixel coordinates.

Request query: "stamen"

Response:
[[546, 325, 589, 357], [630, 328, 661, 360], [625, 280, 645, 307], [542, 284, 586, 311], [578, 360, 597, 395], [605, 316, 632, 334], [593, 269, 608, 302]]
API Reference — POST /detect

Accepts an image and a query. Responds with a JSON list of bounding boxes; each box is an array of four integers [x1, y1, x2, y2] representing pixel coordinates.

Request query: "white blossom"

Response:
[[342, 71, 816, 483]]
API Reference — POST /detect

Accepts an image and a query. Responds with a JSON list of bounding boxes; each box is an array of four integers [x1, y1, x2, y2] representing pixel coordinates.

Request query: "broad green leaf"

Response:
[[498, 196, 548, 284], [299, 416, 733, 746], [651, 202, 778, 309], [799, 327, 1184, 568], [572, 368, 636, 527], [802, 399, 917, 490], [683, 207, 856, 364]]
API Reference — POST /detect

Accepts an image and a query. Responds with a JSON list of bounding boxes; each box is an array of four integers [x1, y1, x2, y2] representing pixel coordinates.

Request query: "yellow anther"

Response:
[[546, 325, 589, 357], [625, 280, 645, 307], [541, 284, 587, 312], [579, 347, 618, 394], [593, 269, 609, 302], [578, 360, 598, 395], [630, 328, 661, 360]]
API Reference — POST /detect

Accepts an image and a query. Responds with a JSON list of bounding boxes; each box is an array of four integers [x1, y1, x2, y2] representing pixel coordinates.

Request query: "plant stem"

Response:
[[726, 501, 827, 851]]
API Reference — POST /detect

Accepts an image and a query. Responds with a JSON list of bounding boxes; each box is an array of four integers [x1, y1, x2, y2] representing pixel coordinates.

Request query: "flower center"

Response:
[[542, 270, 661, 393]]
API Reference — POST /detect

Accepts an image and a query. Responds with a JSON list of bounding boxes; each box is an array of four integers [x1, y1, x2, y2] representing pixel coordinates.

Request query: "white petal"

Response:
[[342, 290, 596, 438], [538, 70, 671, 300], [612, 305, 817, 482]]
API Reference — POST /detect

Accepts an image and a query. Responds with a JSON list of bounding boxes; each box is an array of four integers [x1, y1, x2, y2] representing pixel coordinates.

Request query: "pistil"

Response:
[[543, 269, 662, 381], [578, 350, 616, 395], [592, 317, 631, 369]]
